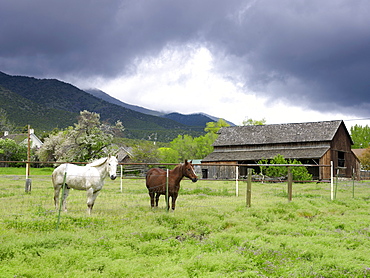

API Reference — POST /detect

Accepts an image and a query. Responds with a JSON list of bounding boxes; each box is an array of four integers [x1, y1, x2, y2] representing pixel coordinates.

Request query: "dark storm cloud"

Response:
[[0, 0, 234, 77], [0, 0, 131, 77], [1, 0, 370, 116], [213, 0, 370, 115]]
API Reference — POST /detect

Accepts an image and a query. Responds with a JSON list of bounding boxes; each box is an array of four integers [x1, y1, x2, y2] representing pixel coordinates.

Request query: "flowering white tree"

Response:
[[37, 110, 124, 162]]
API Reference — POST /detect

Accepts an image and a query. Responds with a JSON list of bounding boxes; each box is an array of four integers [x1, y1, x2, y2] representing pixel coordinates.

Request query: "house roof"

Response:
[[213, 120, 348, 146], [1, 133, 26, 142], [203, 147, 330, 162], [116, 146, 132, 162], [352, 149, 366, 159]]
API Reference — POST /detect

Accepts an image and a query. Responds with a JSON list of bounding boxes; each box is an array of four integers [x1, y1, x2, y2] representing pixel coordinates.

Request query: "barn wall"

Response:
[[346, 152, 361, 179], [330, 123, 359, 178], [331, 124, 352, 151], [320, 150, 332, 180], [201, 161, 237, 179]]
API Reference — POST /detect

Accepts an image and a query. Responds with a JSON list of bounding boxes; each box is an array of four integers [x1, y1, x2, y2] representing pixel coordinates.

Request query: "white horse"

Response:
[[52, 155, 118, 214]]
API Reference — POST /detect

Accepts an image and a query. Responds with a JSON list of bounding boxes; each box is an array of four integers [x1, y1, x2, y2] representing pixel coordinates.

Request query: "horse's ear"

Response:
[[185, 159, 188, 164]]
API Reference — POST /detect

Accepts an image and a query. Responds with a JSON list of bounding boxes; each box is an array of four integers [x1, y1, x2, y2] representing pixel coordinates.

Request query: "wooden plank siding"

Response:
[[202, 161, 237, 179], [320, 149, 332, 180]]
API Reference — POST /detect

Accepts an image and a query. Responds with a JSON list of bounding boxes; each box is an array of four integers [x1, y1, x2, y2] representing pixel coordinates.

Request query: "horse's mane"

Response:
[[171, 162, 186, 174], [87, 157, 108, 167]]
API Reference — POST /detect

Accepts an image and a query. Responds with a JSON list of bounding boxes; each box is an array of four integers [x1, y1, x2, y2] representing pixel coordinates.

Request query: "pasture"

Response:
[[1, 168, 370, 277]]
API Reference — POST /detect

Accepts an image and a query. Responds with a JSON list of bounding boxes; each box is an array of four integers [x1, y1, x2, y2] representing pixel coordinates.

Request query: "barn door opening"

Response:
[[338, 151, 345, 167], [202, 169, 208, 179]]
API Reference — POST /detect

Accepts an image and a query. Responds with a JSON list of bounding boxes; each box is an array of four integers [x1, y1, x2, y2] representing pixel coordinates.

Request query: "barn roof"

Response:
[[213, 120, 348, 146]]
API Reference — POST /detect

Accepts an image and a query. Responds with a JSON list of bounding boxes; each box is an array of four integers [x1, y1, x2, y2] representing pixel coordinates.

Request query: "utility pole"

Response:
[[25, 125, 32, 193]]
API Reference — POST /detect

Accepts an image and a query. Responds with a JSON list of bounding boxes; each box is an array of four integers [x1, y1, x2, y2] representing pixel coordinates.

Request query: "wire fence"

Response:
[[1, 161, 370, 228]]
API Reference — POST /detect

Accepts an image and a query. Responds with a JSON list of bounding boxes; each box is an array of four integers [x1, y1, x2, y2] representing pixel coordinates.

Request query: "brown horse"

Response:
[[145, 160, 198, 210]]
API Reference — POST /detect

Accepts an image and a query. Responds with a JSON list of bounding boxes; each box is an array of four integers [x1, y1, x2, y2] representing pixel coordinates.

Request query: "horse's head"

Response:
[[107, 155, 118, 180], [183, 160, 198, 183]]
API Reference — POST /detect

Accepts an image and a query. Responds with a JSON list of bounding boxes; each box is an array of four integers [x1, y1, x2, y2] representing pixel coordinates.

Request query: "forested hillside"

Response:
[[0, 72, 206, 141], [0, 86, 77, 131]]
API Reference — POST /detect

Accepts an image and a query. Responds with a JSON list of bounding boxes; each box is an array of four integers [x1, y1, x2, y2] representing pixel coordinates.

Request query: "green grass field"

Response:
[[1, 168, 370, 277]]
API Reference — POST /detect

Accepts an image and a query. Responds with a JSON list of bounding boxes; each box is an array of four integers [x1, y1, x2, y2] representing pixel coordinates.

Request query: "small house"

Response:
[[1, 130, 43, 148]]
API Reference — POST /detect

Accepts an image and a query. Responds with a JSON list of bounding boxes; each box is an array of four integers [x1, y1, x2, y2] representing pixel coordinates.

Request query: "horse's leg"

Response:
[[148, 192, 155, 207], [62, 186, 70, 212], [171, 192, 178, 210], [53, 185, 61, 211], [155, 193, 161, 207], [86, 188, 100, 215]]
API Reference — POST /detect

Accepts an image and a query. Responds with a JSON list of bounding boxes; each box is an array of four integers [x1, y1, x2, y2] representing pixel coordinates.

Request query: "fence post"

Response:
[[246, 168, 252, 207], [120, 165, 123, 193], [25, 125, 31, 193], [287, 167, 292, 202], [166, 169, 169, 211], [352, 167, 355, 198], [25, 163, 32, 193], [235, 166, 239, 197], [330, 161, 334, 200], [334, 168, 339, 200]]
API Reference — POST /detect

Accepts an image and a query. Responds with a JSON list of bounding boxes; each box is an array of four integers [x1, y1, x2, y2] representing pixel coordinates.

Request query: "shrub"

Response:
[[258, 154, 312, 181]]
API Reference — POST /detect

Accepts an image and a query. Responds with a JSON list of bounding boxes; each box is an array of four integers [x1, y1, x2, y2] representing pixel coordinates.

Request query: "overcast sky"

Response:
[[1, 0, 370, 127]]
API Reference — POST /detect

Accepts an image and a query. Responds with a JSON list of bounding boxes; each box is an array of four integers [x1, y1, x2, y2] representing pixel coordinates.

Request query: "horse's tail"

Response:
[[145, 169, 153, 188], [51, 166, 59, 188]]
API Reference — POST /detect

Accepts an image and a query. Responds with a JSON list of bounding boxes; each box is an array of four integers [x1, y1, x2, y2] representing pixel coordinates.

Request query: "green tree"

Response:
[[0, 138, 27, 166], [162, 120, 228, 163], [170, 134, 197, 161], [154, 119, 229, 164], [350, 124, 370, 148], [194, 132, 218, 159], [131, 141, 159, 163], [242, 117, 266, 126], [204, 119, 229, 134], [158, 147, 179, 164]]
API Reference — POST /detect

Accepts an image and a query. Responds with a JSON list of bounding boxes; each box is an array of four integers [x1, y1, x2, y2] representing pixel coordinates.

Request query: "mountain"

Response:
[[0, 71, 204, 141], [163, 112, 215, 127], [86, 89, 164, 117], [199, 113, 235, 127], [86, 89, 235, 127], [0, 71, 235, 141]]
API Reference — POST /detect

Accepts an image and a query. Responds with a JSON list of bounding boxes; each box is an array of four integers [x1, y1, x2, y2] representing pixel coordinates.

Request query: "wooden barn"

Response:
[[202, 120, 360, 180]]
